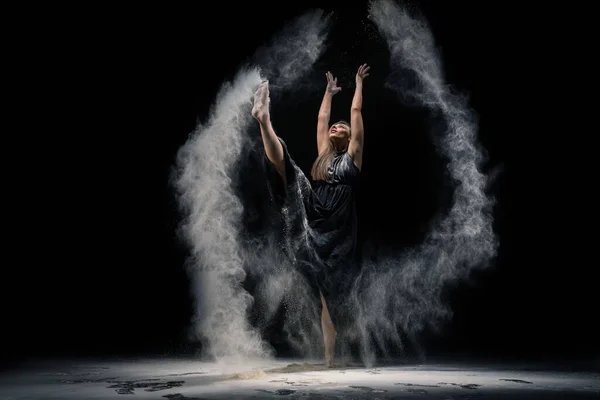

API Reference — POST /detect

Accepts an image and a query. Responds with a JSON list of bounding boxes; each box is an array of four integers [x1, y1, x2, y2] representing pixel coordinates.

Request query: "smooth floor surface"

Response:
[[1, 357, 599, 399]]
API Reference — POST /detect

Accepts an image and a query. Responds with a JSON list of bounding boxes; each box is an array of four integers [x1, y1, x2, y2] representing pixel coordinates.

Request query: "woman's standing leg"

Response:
[[320, 290, 336, 367]]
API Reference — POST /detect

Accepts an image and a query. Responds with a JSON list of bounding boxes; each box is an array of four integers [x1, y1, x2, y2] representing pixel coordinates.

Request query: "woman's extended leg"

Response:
[[252, 81, 286, 183], [319, 290, 336, 367]]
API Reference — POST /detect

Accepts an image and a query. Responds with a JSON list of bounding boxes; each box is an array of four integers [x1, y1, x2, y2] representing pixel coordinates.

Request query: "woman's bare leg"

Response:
[[320, 290, 336, 367], [252, 81, 286, 182]]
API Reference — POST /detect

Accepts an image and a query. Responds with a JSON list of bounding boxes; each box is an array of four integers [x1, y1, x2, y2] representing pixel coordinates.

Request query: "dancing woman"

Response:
[[252, 64, 370, 366]]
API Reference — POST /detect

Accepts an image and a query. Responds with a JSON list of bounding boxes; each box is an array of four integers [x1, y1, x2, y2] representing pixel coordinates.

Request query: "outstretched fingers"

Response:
[[358, 63, 370, 77]]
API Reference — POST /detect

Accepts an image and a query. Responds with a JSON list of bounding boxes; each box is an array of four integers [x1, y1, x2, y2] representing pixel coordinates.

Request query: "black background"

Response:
[[5, 1, 596, 368]]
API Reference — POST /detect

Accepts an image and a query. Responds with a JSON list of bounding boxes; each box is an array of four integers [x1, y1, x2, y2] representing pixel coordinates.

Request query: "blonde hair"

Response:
[[311, 142, 335, 181], [310, 120, 351, 181]]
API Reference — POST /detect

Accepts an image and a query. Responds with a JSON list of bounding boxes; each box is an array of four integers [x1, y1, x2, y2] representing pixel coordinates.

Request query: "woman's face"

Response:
[[329, 122, 351, 140]]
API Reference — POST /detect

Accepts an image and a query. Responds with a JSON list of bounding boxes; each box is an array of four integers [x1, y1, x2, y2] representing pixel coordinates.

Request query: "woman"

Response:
[[252, 64, 370, 366]]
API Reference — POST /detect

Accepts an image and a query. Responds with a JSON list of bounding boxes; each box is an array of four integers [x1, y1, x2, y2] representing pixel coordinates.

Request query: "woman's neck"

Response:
[[331, 140, 348, 153]]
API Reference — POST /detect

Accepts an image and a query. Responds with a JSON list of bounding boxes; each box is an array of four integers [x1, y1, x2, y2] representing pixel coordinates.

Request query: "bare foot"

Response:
[[252, 81, 270, 123], [325, 355, 335, 368]]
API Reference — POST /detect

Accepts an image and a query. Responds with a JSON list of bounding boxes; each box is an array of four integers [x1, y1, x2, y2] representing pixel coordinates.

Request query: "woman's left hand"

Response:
[[356, 63, 370, 85]]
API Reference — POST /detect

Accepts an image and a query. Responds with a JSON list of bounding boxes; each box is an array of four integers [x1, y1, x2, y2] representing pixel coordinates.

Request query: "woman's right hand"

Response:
[[326, 71, 342, 95]]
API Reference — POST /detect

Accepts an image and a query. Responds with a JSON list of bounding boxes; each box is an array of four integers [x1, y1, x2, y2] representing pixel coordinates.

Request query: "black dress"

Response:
[[265, 138, 360, 326]]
